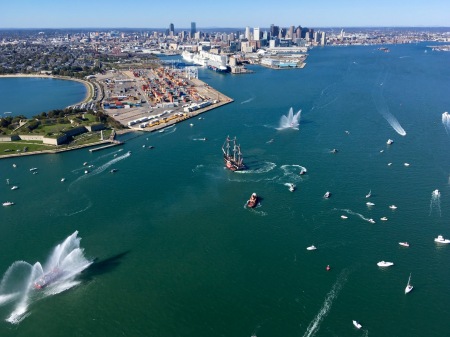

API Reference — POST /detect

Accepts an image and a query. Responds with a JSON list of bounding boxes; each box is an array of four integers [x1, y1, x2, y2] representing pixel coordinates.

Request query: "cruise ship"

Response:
[[182, 50, 228, 72]]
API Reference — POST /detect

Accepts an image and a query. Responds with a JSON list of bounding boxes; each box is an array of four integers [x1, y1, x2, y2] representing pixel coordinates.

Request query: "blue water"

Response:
[[0, 77, 87, 118], [1, 43, 450, 336]]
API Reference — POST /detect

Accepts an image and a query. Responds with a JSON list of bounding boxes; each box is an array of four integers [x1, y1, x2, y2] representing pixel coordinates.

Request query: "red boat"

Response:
[[222, 136, 245, 171], [247, 193, 258, 208]]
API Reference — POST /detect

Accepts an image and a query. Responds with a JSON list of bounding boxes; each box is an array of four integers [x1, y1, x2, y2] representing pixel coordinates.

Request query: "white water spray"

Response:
[[0, 231, 92, 324], [442, 112, 450, 135], [277, 107, 301, 130]]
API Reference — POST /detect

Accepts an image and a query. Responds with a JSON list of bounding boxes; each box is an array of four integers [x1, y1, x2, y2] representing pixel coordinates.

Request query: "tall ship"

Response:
[[222, 136, 245, 171]]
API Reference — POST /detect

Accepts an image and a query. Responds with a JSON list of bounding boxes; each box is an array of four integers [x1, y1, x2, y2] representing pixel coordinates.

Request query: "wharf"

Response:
[[89, 141, 123, 152]]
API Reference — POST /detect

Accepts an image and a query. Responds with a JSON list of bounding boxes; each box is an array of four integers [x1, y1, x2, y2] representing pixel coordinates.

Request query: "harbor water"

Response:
[[1, 43, 450, 336]]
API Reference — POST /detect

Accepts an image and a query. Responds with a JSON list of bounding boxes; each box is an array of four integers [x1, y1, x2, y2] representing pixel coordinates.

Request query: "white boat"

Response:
[[2, 201, 14, 206], [323, 191, 331, 198], [306, 245, 317, 251], [30, 167, 38, 171], [434, 235, 450, 244], [11, 186, 18, 190], [83, 162, 88, 166], [404, 163, 410, 167], [299, 167, 307, 175], [405, 273, 413, 294], [341, 215, 348, 219], [387, 139, 394, 145], [366, 190, 372, 198], [368, 218, 376, 224], [12, 164, 16, 168], [377, 261, 394, 267], [352, 320, 362, 329], [380, 217, 388, 221], [366, 202, 375, 206], [389, 205, 397, 210], [289, 183, 296, 192], [399, 242, 410, 247], [388, 162, 392, 166], [433, 189, 440, 197], [84, 170, 89, 174], [61, 178, 65, 182]]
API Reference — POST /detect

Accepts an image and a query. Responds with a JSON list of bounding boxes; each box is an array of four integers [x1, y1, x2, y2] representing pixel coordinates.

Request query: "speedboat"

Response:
[[352, 320, 362, 329], [2, 201, 14, 206], [289, 183, 296, 192], [34, 268, 65, 290], [366, 190, 372, 198], [433, 189, 440, 197], [404, 162, 410, 166], [247, 193, 258, 208], [389, 205, 397, 210], [331, 148, 338, 153], [12, 163, 16, 168], [110, 168, 118, 173], [323, 191, 331, 198], [368, 218, 376, 224], [380, 217, 388, 221], [299, 168, 307, 175], [11, 186, 18, 190], [399, 242, 410, 247], [434, 235, 450, 244], [377, 261, 394, 267], [366, 202, 375, 206], [83, 162, 88, 166], [61, 178, 66, 182], [341, 215, 348, 219], [388, 162, 392, 166], [306, 245, 317, 251], [30, 167, 38, 171], [387, 139, 394, 145], [84, 170, 89, 174]]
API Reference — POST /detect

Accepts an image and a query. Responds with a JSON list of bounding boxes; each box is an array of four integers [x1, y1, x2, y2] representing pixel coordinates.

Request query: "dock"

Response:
[[89, 141, 123, 152]]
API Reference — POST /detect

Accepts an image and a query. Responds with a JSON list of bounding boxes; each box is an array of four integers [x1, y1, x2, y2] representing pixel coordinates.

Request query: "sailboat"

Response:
[[222, 136, 246, 171], [405, 273, 413, 294]]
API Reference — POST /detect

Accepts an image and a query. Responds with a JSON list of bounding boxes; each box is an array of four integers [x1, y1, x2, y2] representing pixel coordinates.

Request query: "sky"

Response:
[[1, 0, 450, 29]]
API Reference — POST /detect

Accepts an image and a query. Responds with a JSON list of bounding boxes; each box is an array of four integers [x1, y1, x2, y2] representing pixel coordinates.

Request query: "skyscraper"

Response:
[[245, 26, 251, 40], [191, 22, 196, 37], [169, 23, 174, 34], [253, 27, 260, 41]]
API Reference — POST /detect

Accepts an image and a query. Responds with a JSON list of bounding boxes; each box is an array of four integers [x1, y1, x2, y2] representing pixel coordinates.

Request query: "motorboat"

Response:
[[2, 201, 14, 206], [387, 139, 394, 145], [433, 189, 440, 197], [399, 242, 410, 247], [377, 261, 394, 267], [388, 162, 392, 166], [110, 169, 118, 173], [366, 202, 375, 206], [30, 167, 38, 171], [368, 218, 376, 224], [323, 191, 331, 198], [380, 217, 388, 221], [405, 273, 413, 294], [404, 163, 410, 166], [341, 215, 348, 219], [289, 183, 296, 192], [306, 245, 317, 251], [61, 178, 66, 182], [366, 190, 372, 198], [11, 186, 19, 190], [434, 235, 450, 244], [299, 168, 307, 175], [326, 265, 331, 271], [12, 163, 16, 168], [389, 205, 397, 210], [84, 170, 89, 174], [34, 268, 65, 290], [83, 162, 88, 166], [331, 148, 338, 153], [352, 320, 362, 329], [247, 193, 258, 208]]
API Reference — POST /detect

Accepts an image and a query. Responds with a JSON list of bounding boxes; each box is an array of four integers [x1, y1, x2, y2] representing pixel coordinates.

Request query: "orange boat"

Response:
[[247, 193, 258, 208]]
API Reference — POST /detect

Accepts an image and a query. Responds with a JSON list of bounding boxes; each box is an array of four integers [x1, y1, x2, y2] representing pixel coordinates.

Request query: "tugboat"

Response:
[[247, 193, 258, 208], [34, 268, 65, 290], [222, 136, 245, 171]]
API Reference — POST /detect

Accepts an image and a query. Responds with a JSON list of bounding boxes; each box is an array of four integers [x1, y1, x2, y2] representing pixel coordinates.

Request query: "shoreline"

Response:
[[0, 73, 93, 107]]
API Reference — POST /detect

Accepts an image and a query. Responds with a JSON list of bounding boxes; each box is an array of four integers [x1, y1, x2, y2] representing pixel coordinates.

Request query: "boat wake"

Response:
[[159, 126, 177, 135], [372, 74, 406, 136], [0, 232, 92, 324], [338, 209, 375, 224], [429, 189, 441, 217], [235, 162, 277, 174], [241, 97, 255, 104], [276, 107, 301, 130], [302, 269, 349, 337]]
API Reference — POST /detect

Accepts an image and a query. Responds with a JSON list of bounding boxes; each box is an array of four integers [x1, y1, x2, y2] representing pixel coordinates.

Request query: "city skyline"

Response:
[[1, 0, 450, 29]]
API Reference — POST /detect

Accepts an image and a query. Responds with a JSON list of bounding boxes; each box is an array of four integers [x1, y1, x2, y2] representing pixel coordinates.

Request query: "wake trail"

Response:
[[302, 269, 349, 337], [338, 209, 375, 224]]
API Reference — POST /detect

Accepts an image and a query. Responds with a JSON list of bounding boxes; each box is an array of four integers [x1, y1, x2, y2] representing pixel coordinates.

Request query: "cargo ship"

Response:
[[222, 136, 245, 171]]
